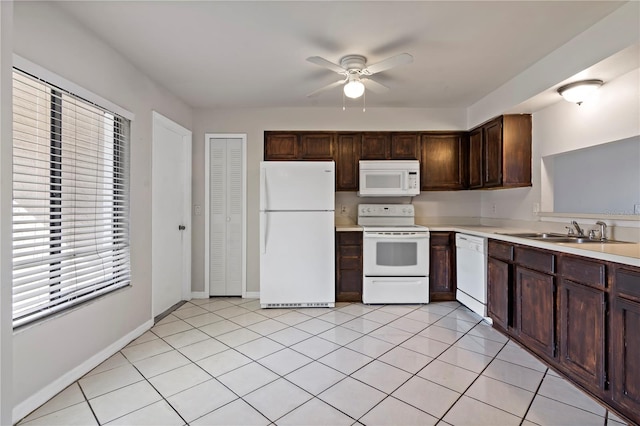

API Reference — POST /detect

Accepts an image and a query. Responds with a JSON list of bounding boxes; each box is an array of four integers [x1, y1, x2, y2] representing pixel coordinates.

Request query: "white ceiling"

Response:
[[54, 1, 628, 110]]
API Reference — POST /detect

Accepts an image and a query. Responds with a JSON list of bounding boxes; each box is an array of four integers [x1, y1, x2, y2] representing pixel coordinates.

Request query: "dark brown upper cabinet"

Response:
[[360, 132, 419, 160], [336, 133, 361, 191], [265, 119, 531, 191], [468, 128, 483, 189], [469, 114, 532, 189], [421, 132, 468, 191], [360, 132, 390, 159], [299, 133, 334, 160], [391, 133, 420, 159], [264, 132, 298, 160], [264, 131, 333, 161]]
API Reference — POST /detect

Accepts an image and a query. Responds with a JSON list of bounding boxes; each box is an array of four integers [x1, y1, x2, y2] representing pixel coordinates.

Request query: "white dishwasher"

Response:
[[455, 233, 491, 322]]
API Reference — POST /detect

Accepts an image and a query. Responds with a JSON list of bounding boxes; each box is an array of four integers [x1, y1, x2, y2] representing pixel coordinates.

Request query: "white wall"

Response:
[[10, 2, 192, 420], [467, 1, 640, 128], [191, 107, 468, 293], [481, 67, 640, 222], [0, 2, 14, 424], [552, 136, 640, 214]]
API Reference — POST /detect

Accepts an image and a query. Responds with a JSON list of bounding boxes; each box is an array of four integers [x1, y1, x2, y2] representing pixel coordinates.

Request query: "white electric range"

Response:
[[357, 204, 430, 304]]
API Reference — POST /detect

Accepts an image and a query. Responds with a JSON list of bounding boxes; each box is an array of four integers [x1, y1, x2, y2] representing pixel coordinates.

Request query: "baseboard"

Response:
[[191, 291, 209, 299], [12, 319, 153, 423], [243, 291, 260, 299]]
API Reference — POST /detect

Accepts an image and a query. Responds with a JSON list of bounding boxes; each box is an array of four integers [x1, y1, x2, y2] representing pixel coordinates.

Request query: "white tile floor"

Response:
[[18, 299, 630, 426]]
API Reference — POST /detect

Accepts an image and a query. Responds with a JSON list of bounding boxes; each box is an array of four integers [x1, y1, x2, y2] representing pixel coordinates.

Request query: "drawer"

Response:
[[340, 257, 362, 270], [340, 245, 362, 257], [430, 232, 452, 246], [559, 255, 606, 289], [338, 232, 362, 245], [615, 266, 640, 300], [489, 240, 514, 262], [515, 246, 555, 274]]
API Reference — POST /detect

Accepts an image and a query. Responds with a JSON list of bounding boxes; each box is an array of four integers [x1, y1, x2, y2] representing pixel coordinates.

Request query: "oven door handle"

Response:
[[363, 233, 429, 239]]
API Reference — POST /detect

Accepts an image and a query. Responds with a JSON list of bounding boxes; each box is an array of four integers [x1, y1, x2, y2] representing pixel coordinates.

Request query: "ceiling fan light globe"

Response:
[[344, 80, 365, 99]]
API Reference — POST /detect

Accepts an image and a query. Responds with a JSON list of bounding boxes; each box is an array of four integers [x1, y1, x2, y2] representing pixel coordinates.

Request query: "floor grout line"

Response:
[[19, 299, 621, 426]]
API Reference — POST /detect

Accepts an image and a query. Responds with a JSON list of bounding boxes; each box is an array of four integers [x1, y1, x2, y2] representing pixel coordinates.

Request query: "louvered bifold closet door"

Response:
[[209, 138, 243, 296], [12, 70, 131, 327]]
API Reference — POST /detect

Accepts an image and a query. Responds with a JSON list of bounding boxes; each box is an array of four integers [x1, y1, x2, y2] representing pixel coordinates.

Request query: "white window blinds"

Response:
[[12, 69, 131, 328]]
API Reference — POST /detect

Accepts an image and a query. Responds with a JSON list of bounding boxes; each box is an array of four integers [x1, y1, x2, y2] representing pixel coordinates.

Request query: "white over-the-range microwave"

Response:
[[358, 160, 420, 197]]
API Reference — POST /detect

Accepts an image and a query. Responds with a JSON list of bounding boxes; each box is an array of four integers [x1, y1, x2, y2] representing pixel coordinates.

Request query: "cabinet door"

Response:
[[264, 133, 298, 160], [429, 232, 455, 301], [516, 266, 556, 358], [336, 133, 361, 191], [336, 232, 363, 302], [488, 256, 511, 330], [559, 279, 606, 391], [421, 133, 467, 190], [483, 118, 503, 187], [468, 128, 483, 189], [299, 133, 334, 160], [361, 133, 390, 159], [611, 267, 640, 421], [390, 133, 419, 159]]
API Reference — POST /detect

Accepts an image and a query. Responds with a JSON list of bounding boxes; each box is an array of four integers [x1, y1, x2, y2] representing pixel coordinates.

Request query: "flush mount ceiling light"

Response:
[[343, 75, 365, 99], [557, 79, 603, 105]]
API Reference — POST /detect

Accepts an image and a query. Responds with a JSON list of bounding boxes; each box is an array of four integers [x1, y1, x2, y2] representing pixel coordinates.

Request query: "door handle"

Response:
[[178, 225, 186, 230]]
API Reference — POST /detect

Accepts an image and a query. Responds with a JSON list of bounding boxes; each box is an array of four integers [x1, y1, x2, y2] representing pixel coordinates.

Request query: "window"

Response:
[[12, 68, 131, 328]]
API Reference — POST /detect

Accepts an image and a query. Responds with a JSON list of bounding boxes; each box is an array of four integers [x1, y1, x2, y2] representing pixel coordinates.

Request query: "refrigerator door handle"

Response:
[[260, 167, 267, 211], [260, 212, 268, 254]]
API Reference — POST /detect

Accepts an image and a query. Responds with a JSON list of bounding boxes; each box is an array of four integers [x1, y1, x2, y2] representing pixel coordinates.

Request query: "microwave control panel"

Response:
[[407, 171, 418, 189]]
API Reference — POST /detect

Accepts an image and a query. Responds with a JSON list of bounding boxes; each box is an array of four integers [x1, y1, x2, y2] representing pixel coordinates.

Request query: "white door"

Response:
[[206, 135, 245, 296], [152, 112, 192, 317]]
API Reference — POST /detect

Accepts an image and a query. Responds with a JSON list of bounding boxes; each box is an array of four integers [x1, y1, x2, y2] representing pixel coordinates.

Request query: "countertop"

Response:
[[335, 223, 640, 267]]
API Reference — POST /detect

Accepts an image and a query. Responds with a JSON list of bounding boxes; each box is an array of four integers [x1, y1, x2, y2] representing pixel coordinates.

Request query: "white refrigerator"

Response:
[[260, 161, 335, 308]]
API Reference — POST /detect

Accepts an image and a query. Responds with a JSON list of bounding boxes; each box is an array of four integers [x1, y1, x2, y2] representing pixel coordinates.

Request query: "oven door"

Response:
[[363, 231, 429, 276]]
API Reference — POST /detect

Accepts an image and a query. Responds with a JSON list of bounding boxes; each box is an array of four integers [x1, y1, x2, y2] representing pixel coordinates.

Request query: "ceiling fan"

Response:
[[306, 53, 413, 99]]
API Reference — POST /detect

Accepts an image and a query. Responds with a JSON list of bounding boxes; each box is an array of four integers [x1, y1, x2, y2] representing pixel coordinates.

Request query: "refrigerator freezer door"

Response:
[[260, 161, 335, 211], [260, 211, 335, 307]]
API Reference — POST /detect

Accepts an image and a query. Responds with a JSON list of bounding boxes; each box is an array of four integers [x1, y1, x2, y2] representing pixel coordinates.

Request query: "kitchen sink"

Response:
[[501, 232, 566, 239], [497, 232, 632, 244]]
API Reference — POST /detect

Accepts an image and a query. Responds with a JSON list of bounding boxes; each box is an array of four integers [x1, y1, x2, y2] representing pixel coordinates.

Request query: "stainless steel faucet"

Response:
[[595, 221, 607, 241], [571, 220, 585, 237]]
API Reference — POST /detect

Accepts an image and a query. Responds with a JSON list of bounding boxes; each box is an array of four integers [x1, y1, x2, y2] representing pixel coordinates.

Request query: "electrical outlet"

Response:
[[340, 205, 348, 215], [491, 204, 497, 214], [194, 204, 202, 216], [533, 202, 540, 214], [634, 204, 640, 215]]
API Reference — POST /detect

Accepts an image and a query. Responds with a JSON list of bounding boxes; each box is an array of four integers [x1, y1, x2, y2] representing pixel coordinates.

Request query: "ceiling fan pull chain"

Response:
[[342, 90, 346, 111], [363, 89, 366, 112]]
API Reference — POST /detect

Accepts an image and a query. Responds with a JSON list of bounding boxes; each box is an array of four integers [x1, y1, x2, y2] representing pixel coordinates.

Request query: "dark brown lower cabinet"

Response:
[[335, 231, 363, 302], [611, 267, 640, 422], [557, 255, 607, 394], [429, 232, 456, 301], [486, 239, 640, 425], [559, 279, 605, 391], [516, 265, 556, 359], [488, 256, 510, 330], [488, 240, 514, 331]]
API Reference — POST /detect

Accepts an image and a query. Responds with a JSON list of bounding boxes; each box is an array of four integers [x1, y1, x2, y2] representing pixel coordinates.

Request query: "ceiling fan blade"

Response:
[[306, 79, 346, 97], [362, 78, 389, 94], [306, 56, 346, 74], [363, 53, 413, 75]]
